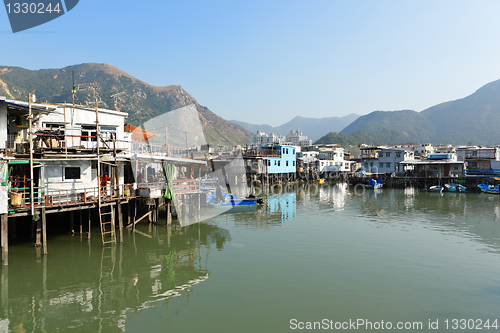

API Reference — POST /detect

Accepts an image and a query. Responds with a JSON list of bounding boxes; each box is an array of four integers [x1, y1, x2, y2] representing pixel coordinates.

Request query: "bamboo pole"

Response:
[[29, 94, 34, 216], [1, 214, 7, 265]]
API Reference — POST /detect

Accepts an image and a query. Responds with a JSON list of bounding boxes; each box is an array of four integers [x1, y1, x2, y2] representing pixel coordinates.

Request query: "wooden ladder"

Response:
[[99, 204, 116, 245]]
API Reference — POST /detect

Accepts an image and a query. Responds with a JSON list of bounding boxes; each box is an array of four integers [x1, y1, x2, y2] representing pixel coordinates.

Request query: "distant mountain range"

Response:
[[314, 129, 415, 146], [0, 63, 252, 146], [339, 79, 500, 145], [231, 114, 360, 141]]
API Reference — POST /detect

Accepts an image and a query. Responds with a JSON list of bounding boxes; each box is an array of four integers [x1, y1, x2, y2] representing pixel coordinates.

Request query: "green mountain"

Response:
[[231, 114, 359, 141], [314, 129, 415, 146], [340, 79, 500, 145], [0, 63, 252, 145]]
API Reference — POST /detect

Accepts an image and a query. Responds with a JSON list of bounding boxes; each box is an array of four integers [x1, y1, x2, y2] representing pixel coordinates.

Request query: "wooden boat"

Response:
[[478, 184, 500, 194], [429, 185, 444, 193], [445, 183, 466, 192]]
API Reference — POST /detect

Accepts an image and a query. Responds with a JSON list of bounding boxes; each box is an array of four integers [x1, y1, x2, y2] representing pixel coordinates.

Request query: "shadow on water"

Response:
[[0, 222, 231, 332]]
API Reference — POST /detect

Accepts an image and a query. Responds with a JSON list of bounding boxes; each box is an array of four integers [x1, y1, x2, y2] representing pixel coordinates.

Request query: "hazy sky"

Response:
[[2, 0, 500, 126]]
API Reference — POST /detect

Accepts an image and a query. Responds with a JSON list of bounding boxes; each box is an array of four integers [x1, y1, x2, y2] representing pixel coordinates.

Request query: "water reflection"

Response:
[[267, 193, 296, 222], [349, 188, 500, 253], [0, 223, 231, 332]]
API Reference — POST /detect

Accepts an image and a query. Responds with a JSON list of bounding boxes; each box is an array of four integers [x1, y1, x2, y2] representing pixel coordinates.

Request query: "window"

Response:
[[364, 163, 368, 167], [268, 160, 271, 166], [386, 153, 391, 157], [293, 161, 295, 166], [396, 153, 401, 158], [278, 161, 280, 166], [379, 163, 384, 168], [65, 167, 81, 180], [82, 125, 97, 142], [274, 160, 277, 165], [386, 163, 391, 168], [286, 161, 289, 166]]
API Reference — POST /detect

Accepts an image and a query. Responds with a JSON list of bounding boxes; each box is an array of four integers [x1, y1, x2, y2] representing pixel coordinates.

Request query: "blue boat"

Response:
[[444, 183, 466, 192], [206, 187, 259, 207], [429, 185, 444, 193], [363, 178, 383, 189], [478, 184, 500, 194]]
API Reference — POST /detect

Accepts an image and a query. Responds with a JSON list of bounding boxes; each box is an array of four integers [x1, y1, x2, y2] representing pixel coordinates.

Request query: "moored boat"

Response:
[[445, 183, 466, 192], [363, 178, 383, 190], [206, 187, 261, 207], [429, 185, 444, 193], [478, 184, 500, 194]]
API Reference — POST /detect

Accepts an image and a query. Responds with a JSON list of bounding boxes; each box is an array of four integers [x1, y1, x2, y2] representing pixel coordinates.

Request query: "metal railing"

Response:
[[10, 183, 136, 211], [172, 179, 201, 194]]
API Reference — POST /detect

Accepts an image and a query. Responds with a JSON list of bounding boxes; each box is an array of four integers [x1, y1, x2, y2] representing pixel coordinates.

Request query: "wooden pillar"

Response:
[[79, 210, 83, 235], [197, 193, 201, 220], [157, 199, 161, 224], [87, 208, 91, 240], [1, 214, 8, 265], [35, 212, 42, 248], [127, 202, 131, 226], [69, 211, 74, 235], [132, 199, 136, 232], [117, 203, 123, 243], [166, 200, 172, 225], [42, 208, 47, 255], [148, 202, 152, 224]]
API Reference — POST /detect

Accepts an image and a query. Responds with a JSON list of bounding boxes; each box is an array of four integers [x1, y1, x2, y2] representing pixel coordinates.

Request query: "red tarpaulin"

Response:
[[124, 124, 156, 142]]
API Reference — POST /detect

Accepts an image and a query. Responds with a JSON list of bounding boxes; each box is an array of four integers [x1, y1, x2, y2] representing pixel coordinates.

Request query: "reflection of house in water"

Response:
[[0, 223, 230, 332], [318, 183, 348, 211], [267, 193, 296, 222]]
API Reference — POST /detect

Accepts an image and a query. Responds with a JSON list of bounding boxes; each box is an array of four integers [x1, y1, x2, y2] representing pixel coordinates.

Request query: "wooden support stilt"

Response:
[[42, 208, 47, 255], [70, 211, 74, 235], [156, 199, 160, 225], [132, 199, 136, 232], [166, 200, 172, 225], [35, 212, 42, 248], [126, 210, 151, 228], [1, 214, 8, 265], [87, 209, 91, 240], [127, 202, 131, 226], [79, 210, 83, 235], [148, 203, 152, 224], [118, 203, 123, 243]]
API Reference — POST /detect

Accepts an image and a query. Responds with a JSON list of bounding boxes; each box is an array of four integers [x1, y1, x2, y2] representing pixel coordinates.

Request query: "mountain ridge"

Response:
[[0, 63, 252, 146], [231, 113, 360, 141], [340, 78, 500, 145]]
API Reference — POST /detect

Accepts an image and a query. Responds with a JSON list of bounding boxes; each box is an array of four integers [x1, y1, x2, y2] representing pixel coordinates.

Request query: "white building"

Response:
[[251, 130, 283, 145], [362, 148, 415, 174], [408, 143, 433, 156], [317, 148, 351, 172], [285, 130, 312, 146]]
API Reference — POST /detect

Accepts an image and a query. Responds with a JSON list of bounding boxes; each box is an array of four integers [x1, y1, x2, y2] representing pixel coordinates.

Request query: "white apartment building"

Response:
[[286, 130, 312, 146], [362, 148, 415, 174], [251, 130, 283, 145]]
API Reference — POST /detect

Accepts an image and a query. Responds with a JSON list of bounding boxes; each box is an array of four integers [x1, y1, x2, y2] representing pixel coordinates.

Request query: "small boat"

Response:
[[206, 187, 261, 207], [478, 184, 500, 194], [363, 178, 383, 190], [445, 183, 466, 192], [429, 185, 444, 193], [316, 179, 325, 184]]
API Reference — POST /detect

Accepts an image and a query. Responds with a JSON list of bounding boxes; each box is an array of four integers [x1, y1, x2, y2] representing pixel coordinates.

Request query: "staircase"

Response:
[[99, 204, 116, 245]]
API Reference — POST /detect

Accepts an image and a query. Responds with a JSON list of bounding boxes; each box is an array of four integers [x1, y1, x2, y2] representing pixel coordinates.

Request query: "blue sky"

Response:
[[2, 0, 500, 126]]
